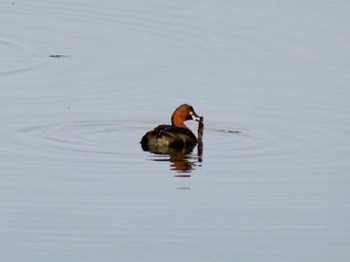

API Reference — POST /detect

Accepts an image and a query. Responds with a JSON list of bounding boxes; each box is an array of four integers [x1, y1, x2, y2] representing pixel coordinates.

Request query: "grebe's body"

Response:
[[141, 104, 200, 151]]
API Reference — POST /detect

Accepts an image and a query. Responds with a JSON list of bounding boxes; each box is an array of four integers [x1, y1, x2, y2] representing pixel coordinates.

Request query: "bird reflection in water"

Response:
[[146, 143, 203, 175]]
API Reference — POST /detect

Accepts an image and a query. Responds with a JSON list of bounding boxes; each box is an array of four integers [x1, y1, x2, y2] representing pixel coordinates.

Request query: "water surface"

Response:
[[1, 1, 350, 261]]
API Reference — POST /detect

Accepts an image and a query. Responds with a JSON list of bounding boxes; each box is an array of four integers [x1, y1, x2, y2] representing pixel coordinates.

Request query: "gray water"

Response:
[[1, 1, 350, 261]]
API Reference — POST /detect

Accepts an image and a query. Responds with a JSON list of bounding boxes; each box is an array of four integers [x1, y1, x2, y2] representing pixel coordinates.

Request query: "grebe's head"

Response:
[[171, 104, 200, 128]]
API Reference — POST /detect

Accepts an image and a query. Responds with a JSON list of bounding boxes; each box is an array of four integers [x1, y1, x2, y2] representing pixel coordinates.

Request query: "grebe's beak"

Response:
[[190, 111, 201, 122]]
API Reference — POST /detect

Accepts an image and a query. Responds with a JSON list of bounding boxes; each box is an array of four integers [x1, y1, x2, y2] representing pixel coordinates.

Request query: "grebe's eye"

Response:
[[189, 111, 193, 115]]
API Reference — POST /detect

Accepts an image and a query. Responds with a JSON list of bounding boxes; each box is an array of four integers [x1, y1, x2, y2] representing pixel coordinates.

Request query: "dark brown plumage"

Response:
[[141, 104, 200, 153]]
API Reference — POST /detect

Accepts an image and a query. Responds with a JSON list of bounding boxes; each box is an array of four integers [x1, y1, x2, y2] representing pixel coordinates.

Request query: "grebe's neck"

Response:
[[172, 117, 187, 128], [171, 108, 188, 128]]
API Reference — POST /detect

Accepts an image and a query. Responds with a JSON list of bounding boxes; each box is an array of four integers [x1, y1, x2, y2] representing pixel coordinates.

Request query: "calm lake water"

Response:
[[1, 1, 350, 261]]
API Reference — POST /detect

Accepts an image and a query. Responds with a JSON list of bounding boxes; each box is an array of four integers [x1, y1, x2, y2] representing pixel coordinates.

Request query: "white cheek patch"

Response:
[[190, 111, 196, 120], [190, 112, 200, 121]]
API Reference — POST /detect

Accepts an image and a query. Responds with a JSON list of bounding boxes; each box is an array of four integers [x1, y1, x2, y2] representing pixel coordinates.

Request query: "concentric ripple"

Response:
[[16, 120, 144, 159], [0, 38, 42, 76], [202, 104, 350, 173]]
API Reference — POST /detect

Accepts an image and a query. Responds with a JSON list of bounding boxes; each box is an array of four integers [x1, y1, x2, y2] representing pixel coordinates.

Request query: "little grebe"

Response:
[[141, 104, 201, 151]]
